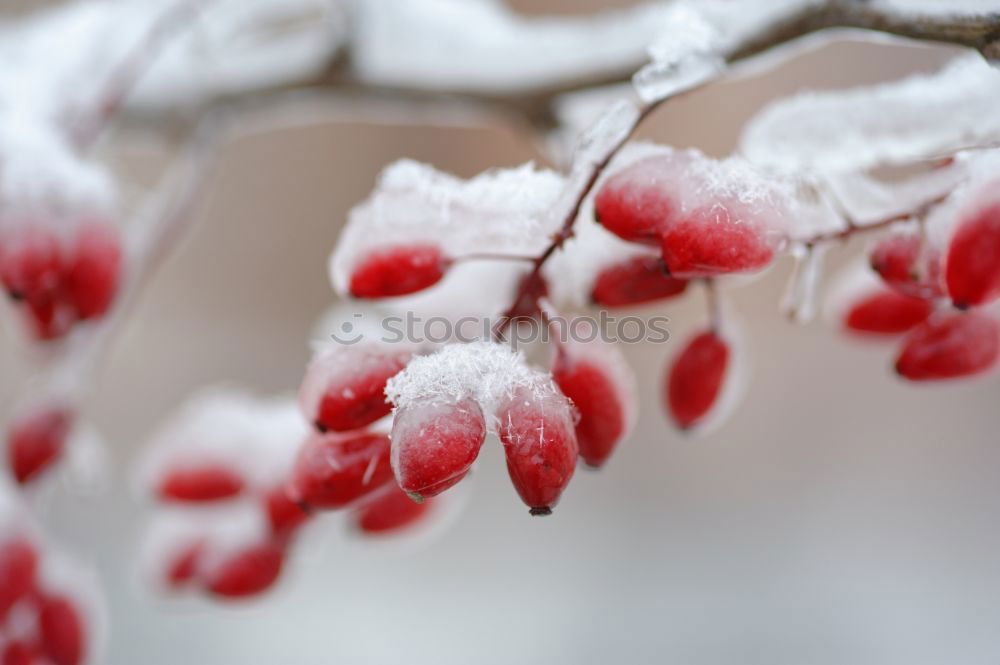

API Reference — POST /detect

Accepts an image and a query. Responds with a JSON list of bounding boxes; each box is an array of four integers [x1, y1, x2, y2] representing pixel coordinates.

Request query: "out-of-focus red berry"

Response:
[[38, 595, 86, 665], [590, 255, 686, 307], [349, 245, 449, 298], [895, 312, 1000, 381], [0, 227, 64, 305], [157, 464, 245, 503], [2, 642, 38, 665], [65, 222, 121, 320], [666, 331, 729, 430], [843, 290, 933, 335], [166, 542, 204, 588], [7, 406, 73, 485], [262, 486, 311, 538], [945, 203, 1000, 309], [552, 353, 627, 468], [390, 399, 486, 501], [289, 432, 394, 509], [0, 538, 38, 620], [353, 485, 432, 535], [870, 231, 943, 300], [205, 543, 284, 599]]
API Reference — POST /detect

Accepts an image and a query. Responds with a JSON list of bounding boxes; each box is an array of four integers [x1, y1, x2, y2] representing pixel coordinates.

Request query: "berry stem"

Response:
[[490, 97, 680, 341]]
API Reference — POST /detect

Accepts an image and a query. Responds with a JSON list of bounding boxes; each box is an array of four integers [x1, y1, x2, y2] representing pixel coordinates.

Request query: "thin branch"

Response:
[[74, 0, 210, 149], [25, 112, 226, 416], [803, 190, 952, 245], [112, 0, 1000, 138]]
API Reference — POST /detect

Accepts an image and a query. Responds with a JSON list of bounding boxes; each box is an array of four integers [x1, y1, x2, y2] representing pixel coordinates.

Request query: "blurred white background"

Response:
[[2, 2, 1000, 663]]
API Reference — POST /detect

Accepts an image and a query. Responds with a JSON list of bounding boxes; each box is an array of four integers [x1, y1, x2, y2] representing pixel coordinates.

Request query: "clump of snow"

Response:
[[634, 0, 818, 102], [633, 1, 725, 103], [385, 341, 562, 427], [352, 0, 670, 94], [136, 388, 307, 497], [741, 54, 1000, 173], [330, 159, 564, 295]]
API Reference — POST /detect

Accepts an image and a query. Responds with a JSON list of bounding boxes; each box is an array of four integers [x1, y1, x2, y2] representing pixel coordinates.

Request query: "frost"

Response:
[[136, 389, 307, 496], [385, 341, 561, 425], [741, 54, 1000, 173], [633, 1, 724, 103], [329, 159, 564, 295], [633, 0, 817, 102]]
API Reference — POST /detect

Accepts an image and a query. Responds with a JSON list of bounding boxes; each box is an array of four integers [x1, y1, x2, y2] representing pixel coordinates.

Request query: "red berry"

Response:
[[288, 432, 394, 509], [262, 486, 311, 538], [0, 227, 63, 305], [496, 388, 578, 515], [895, 311, 1000, 381], [353, 484, 432, 535], [945, 203, 1000, 308], [660, 208, 776, 278], [0, 538, 38, 620], [7, 405, 73, 485], [166, 542, 204, 588], [157, 463, 245, 503], [349, 245, 449, 298], [390, 399, 487, 501], [870, 231, 943, 300], [302, 348, 411, 433], [594, 156, 680, 246], [666, 331, 729, 430], [843, 289, 933, 335], [65, 221, 121, 320], [38, 595, 86, 665], [552, 349, 630, 468], [590, 254, 686, 307], [2, 642, 38, 665], [204, 543, 284, 599]]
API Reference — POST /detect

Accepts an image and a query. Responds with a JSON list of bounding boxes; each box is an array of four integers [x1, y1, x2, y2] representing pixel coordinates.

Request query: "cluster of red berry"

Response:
[[0, 220, 120, 342], [0, 536, 88, 665], [142, 392, 439, 601], [841, 192, 1000, 379]]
